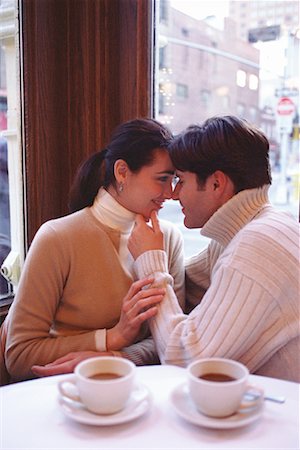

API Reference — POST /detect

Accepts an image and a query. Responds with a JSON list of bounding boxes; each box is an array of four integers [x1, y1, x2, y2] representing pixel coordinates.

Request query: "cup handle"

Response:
[[240, 384, 264, 411], [58, 376, 81, 403], [132, 384, 150, 404]]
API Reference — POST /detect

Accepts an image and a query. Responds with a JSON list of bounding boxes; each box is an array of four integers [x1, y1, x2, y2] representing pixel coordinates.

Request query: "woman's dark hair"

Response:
[[69, 118, 172, 212], [169, 115, 272, 193]]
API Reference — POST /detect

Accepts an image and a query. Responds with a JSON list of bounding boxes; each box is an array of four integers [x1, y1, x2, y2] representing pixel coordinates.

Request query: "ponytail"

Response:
[[68, 150, 107, 213]]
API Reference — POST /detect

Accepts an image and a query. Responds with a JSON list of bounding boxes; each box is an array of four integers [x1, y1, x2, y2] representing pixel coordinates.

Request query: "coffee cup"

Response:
[[58, 356, 136, 415], [187, 358, 264, 418]]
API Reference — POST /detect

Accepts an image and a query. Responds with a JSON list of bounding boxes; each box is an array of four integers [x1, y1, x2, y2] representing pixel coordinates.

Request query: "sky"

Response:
[[170, 0, 230, 20]]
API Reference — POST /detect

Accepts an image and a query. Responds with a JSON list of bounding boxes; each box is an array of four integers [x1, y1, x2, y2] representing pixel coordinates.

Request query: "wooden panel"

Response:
[[21, 0, 152, 246]]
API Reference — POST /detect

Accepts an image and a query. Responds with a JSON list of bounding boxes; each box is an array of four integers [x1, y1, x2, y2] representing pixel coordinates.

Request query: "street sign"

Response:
[[277, 97, 295, 116]]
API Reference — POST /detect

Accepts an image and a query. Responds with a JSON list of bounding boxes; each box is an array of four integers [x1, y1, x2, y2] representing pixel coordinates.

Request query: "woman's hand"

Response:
[[107, 276, 165, 351], [128, 211, 164, 260], [31, 351, 114, 377]]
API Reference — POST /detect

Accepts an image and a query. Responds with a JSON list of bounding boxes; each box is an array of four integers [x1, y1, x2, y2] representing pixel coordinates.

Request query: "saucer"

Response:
[[170, 383, 264, 429], [58, 383, 152, 426]]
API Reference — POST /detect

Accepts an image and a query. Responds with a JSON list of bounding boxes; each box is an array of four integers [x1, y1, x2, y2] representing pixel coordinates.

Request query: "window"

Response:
[[155, 0, 299, 257], [0, 0, 24, 315]]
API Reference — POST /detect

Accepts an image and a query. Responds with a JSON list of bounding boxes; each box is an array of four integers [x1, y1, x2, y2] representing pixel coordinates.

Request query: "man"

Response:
[[129, 115, 299, 382]]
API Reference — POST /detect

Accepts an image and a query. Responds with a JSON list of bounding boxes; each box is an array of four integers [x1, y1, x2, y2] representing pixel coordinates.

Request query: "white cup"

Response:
[[187, 358, 264, 418], [58, 356, 136, 415]]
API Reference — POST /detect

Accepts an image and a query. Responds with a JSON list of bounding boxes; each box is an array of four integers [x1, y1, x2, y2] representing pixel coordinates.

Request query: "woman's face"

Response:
[[116, 149, 175, 220]]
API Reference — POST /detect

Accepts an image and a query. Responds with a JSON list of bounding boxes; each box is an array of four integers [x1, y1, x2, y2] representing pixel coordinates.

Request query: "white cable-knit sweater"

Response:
[[133, 186, 300, 381]]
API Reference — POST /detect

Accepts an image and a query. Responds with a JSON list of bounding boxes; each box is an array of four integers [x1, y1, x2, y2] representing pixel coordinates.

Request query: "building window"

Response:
[[176, 83, 188, 99], [236, 69, 247, 87], [200, 89, 211, 108], [249, 74, 258, 90], [237, 103, 246, 117], [249, 106, 257, 122]]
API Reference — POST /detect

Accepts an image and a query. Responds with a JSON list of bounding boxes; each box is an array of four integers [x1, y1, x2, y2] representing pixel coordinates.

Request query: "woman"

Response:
[[2, 118, 185, 382]]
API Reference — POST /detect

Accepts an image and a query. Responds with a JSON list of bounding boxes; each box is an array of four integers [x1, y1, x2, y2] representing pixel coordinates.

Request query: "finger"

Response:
[[150, 211, 161, 233], [31, 365, 63, 376], [123, 277, 155, 301], [128, 305, 160, 327], [123, 286, 165, 311], [42, 353, 77, 366], [124, 292, 165, 317]]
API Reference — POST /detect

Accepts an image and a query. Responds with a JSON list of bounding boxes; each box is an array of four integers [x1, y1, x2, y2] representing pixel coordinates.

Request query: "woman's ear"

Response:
[[114, 159, 129, 184]]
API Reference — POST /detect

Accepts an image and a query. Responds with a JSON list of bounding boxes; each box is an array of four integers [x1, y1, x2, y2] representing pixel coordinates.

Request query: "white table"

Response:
[[1, 365, 299, 449]]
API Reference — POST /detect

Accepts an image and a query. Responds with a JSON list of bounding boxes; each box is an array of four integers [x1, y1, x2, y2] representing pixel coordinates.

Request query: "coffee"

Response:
[[199, 372, 236, 382], [88, 372, 122, 380]]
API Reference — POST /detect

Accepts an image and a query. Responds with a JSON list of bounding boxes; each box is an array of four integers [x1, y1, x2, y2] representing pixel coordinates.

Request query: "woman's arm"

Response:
[[6, 223, 165, 381]]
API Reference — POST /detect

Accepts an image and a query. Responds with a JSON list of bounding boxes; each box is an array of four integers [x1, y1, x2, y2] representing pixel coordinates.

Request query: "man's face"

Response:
[[172, 170, 219, 228]]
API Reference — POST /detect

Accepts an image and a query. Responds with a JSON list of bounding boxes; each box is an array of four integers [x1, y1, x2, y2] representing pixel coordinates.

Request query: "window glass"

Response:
[[155, 0, 299, 257], [0, 35, 11, 297], [0, 0, 24, 305]]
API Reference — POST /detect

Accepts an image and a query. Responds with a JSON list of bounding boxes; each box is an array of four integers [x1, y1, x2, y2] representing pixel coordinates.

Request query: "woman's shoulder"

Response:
[[36, 208, 109, 242]]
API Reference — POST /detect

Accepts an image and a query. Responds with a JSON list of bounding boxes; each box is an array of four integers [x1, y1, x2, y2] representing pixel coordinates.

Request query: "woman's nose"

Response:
[[172, 183, 180, 200], [163, 182, 173, 200]]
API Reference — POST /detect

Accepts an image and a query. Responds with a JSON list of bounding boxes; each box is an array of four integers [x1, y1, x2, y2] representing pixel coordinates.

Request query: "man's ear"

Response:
[[114, 159, 129, 183], [212, 170, 235, 199], [210, 170, 226, 191]]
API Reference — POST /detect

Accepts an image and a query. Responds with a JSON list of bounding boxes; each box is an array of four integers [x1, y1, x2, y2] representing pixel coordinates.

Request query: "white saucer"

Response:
[[58, 383, 152, 426], [170, 383, 264, 429]]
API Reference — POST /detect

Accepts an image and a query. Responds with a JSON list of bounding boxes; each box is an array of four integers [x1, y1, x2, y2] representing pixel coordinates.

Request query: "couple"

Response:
[[1, 116, 299, 384]]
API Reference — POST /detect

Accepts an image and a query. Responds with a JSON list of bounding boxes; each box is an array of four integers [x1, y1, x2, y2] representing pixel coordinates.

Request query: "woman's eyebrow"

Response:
[[156, 170, 175, 175]]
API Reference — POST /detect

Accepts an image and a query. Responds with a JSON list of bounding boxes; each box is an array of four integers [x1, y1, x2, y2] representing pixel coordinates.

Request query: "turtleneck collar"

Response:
[[90, 187, 136, 234], [201, 185, 271, 247]]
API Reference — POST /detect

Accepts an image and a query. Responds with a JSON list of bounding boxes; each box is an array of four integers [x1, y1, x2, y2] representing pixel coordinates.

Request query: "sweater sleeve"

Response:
[[133, 249, 289, 371], [5, 224, 99, 381], [125, 220, 185, 366], [121, 337, 160, 366]]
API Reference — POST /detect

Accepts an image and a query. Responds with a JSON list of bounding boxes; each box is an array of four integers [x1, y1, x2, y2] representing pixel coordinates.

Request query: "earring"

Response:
[[118, 182, 124, 192]]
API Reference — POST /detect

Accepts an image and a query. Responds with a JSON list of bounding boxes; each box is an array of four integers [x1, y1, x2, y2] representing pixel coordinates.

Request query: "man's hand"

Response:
[[128, 211, 164, 260]]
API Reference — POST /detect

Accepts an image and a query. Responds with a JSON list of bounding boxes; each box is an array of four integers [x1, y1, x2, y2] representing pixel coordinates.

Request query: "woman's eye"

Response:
[[158, 176, 170, 183]]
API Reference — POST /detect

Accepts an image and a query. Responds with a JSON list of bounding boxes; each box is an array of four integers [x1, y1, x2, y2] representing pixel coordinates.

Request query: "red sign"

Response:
[[277, 97, 295, 116]]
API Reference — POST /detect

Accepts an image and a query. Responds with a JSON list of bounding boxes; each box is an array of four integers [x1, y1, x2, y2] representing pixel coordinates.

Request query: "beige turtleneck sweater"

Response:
[[134, 186, 300, 382], [5, 189, 185, 381]]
